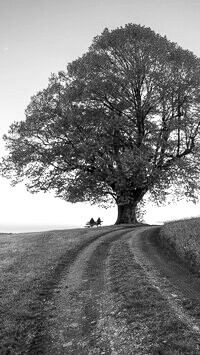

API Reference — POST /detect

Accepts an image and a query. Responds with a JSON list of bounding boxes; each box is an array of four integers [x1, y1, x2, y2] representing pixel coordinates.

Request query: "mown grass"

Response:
[[0, 226, 114, 354], [159, 217, 200, 275]]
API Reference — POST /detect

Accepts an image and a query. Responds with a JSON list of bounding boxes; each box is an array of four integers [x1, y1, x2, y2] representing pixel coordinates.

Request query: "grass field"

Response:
[[159, 217, 200, 275], [2, 221, 200, 353], [0, 226, 114, 354]]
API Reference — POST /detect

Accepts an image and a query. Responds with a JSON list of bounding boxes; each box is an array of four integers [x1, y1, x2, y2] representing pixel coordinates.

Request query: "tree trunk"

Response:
[[115, 188, 147, 225], [115, 202, 138, 224]]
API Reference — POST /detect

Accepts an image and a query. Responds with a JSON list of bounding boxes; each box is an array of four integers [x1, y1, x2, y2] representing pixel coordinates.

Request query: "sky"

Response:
[[1, 0, 200, 232]]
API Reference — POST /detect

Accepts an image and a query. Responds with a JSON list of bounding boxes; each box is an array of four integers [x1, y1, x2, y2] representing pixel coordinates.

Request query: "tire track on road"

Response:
[[79, 229, 134, 354], [129, 227, 200, 334], [28, 226, 135, 354], [27, 228, 125, 354]]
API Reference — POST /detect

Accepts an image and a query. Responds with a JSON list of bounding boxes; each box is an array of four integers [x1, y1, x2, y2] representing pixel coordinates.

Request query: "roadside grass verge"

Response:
[[159, 217, 200, 275], [0, 226, 115, 354], [107, 240, 200, 354]]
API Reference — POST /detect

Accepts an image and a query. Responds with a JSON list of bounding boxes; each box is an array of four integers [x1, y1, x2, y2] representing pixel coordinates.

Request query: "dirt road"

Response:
[[11, 225, 200, 354], [129, 228, 200, 331], [27, 226, 137, 354]]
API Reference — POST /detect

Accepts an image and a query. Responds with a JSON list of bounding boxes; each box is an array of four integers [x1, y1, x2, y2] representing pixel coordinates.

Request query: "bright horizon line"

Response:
[[0, 224, 84, 233], [2, 213, 200, 234], [0, 219, 183, 234]]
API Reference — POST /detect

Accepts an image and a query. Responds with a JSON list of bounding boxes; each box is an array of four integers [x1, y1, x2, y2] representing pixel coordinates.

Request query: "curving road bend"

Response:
[[27, 226, 136, 354], [27, 225, 200, 354]]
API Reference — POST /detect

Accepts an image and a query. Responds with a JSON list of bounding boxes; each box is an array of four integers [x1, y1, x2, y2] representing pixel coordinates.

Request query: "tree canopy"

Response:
[[1, 24, 200, 224]]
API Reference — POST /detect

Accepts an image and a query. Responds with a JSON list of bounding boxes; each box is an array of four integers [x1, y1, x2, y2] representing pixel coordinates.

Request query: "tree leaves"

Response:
[[1, 23, 200, 213]]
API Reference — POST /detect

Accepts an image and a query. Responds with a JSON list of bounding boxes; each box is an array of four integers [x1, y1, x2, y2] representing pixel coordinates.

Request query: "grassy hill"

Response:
[[158, 217, 200, 276], [1, 220, 200, 353]]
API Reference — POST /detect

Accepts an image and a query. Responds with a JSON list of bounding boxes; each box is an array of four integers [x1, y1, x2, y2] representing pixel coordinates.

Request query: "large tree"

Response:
[[1, 24, 200, 224]]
